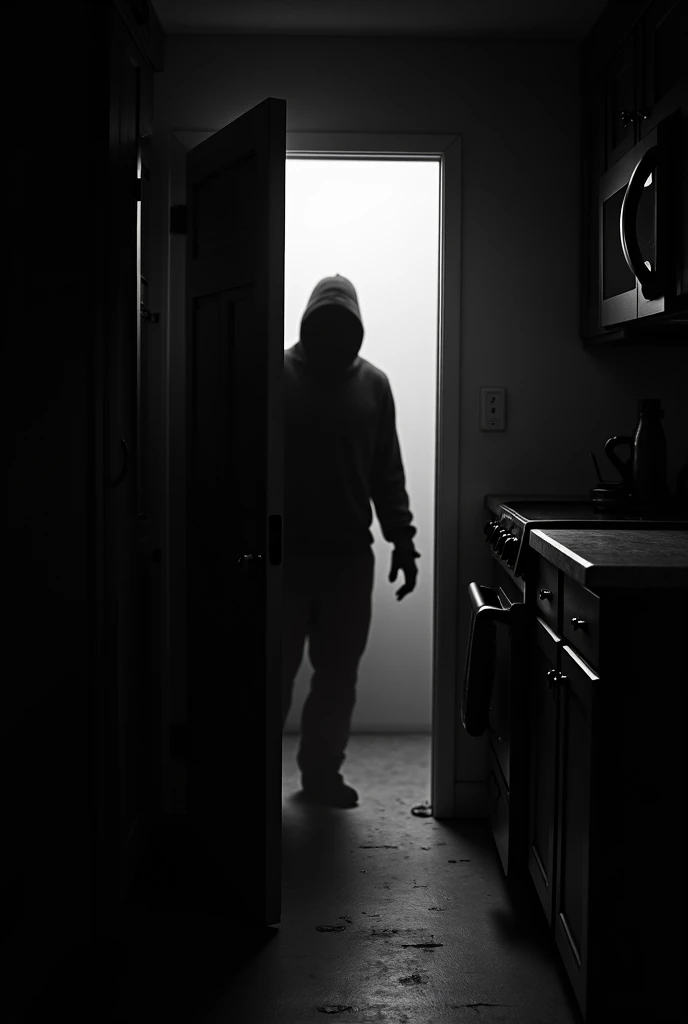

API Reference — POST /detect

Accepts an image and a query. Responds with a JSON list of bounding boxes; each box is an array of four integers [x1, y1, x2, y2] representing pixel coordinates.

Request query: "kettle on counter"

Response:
[[605, 398, 669, 510]]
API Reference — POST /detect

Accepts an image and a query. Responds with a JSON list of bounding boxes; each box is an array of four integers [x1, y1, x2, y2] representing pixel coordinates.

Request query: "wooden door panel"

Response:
[[186, 98, 285, 927]]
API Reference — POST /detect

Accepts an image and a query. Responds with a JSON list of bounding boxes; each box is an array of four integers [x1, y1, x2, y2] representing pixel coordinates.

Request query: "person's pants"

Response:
[[282, 548, 375, 779]]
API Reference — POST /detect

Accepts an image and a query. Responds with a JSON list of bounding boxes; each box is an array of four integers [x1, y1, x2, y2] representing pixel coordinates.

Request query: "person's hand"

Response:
[[389, 548, 419, 601]]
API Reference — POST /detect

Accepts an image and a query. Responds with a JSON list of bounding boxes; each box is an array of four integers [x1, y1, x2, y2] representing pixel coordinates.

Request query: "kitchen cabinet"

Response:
[[526, 617, 560, 926], [639, 0, 686, 136], [579, 0, 688, 341], [552, 644, 595, 1016], [605, 34, 639, 167], [525, 541, 687, 1022]]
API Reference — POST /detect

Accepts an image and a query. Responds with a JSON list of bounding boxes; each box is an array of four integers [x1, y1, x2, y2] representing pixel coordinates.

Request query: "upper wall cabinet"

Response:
[[639, 0, 685, 136], [113, 0, 165, 78], [606, 34, 639, 166], [580, 0, 688, 342]]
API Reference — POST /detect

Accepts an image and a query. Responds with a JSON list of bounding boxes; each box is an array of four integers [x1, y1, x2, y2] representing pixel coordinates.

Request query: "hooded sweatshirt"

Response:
[[283, 274, 419, 558]]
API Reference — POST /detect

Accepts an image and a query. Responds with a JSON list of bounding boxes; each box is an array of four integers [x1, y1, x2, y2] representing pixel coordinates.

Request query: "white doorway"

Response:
[[282, 157, 440, 741]]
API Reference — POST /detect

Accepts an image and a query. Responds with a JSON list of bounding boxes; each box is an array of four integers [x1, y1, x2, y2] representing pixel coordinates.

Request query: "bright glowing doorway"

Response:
[[283, 158, 440, 734]]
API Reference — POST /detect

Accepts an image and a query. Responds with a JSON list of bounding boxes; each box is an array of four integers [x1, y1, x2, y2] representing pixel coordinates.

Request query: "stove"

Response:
[[469, 494, 687, 878], [483, 494, 688, 587]]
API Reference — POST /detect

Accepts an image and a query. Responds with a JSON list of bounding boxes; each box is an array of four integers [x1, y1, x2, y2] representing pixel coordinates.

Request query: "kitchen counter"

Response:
[[529, 528, 688, 589]]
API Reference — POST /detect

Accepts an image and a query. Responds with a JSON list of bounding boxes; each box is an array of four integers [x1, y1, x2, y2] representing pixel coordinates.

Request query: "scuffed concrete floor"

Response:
[[203, 734, 581, 1023], [17, 735, 582, 1023]]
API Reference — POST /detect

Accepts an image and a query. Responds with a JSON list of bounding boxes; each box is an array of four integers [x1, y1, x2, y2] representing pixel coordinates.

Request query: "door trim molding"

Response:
[[283, 131, 463, 819]]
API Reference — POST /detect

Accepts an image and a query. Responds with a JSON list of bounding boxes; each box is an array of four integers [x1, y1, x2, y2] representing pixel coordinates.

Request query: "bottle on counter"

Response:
[[631, 398, 668, 508]]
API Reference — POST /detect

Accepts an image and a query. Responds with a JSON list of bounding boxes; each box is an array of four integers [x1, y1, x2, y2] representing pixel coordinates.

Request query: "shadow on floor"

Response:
[[18, 819, 278, 1024]]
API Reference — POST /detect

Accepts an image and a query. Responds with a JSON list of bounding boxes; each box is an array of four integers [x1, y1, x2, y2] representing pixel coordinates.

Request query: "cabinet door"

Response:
[[580, 82, 607, 338], [606, 35, 640, 166], [527, 617, 561, 926], [639, 0, 686, 136], [553, 645, 597, 1019]]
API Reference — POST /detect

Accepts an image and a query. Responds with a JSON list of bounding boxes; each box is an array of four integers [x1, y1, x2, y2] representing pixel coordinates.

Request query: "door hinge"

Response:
[[170, 204, 187, 234]]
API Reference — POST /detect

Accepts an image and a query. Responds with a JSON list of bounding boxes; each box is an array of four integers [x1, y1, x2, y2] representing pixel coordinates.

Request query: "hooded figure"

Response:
[[283, 274, 419, 557], [282, 275, 420, 808], [298, 274, 364, 375]]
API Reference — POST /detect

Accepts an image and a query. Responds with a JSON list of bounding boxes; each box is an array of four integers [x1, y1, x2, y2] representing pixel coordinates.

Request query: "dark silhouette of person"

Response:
[[282, 274, 420, 807]]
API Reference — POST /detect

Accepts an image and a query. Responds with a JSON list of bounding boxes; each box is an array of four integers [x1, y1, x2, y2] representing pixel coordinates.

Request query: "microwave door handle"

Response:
[[620, 144, 662, 300]]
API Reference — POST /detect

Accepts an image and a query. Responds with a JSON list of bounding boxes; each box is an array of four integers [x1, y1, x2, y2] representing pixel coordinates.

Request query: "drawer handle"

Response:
[[571, 616, 587, 631], [539, 589, 553, 600]]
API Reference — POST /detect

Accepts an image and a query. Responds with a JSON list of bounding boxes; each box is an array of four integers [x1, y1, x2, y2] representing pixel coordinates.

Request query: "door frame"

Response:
[[163, 128, 462, 819]]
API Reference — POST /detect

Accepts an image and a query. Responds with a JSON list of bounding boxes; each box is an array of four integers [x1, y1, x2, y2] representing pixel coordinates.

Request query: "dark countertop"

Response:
[[529, 528, 688, 589]]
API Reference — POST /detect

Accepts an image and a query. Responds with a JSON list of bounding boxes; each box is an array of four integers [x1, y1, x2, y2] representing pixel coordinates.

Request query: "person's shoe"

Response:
[[300, 773, 359, 808]]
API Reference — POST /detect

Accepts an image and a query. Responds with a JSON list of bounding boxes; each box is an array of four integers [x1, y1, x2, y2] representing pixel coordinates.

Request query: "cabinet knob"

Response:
[[571, 616, 587, 631], [546, 668, 558, 689], [539, 588, 553, 601], [557, 672, 568, 687], [636, 109, 649, 122], [620, 109, 635, 128]]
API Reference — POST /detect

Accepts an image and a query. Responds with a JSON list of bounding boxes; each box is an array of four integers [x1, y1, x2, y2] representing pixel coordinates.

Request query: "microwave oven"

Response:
[[598, 110, 686, 328]]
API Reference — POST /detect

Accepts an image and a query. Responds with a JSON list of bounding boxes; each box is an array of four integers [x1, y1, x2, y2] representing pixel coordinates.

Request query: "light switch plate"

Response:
[[480, 387, 506, 430]]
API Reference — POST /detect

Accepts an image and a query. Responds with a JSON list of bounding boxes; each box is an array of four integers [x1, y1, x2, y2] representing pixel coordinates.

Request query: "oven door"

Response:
[[462, 581, 524, 742]]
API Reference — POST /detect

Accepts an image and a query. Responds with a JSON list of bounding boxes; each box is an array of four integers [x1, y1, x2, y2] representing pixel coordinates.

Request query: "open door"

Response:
[[185, 97, 285, 926]]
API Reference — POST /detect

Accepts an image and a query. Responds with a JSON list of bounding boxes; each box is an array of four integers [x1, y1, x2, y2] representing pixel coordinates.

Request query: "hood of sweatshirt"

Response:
[[297, 274, 364, 375]]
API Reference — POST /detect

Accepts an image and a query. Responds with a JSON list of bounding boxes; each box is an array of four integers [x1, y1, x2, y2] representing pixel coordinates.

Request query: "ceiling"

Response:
[[153, 0, 609, 40]]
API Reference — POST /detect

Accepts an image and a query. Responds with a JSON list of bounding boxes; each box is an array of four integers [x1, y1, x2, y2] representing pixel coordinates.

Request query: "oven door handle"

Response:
[[467, 581, 510, 621], [620, 144, 662, 301]]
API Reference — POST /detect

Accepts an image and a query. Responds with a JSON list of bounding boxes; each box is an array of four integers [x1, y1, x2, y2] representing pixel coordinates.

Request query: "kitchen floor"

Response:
[[20, 735, 581, 1023]]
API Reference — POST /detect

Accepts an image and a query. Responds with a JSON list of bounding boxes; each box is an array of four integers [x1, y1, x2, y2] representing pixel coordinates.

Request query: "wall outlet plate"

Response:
[[480, 387, 506, 430]]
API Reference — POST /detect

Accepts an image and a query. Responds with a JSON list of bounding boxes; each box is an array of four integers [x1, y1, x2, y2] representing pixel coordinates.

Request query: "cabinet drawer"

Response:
[[534, 557, 559, 630], [562, 577, 600, 671]]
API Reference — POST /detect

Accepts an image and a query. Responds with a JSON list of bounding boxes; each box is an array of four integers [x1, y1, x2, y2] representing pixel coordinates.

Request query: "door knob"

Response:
[[237, 553, 263, 572]]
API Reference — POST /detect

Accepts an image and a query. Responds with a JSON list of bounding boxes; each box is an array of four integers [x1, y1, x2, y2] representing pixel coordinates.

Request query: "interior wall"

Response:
[[283, 158, 439, 733], [153, 32, 688, 793]]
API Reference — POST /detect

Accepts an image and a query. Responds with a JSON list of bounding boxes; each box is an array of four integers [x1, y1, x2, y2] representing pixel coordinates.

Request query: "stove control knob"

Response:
[[496, 531, 511, 555], [505, 537, 519, 565], [490, 528, 505, 550], [484, 519, 500, 540]]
